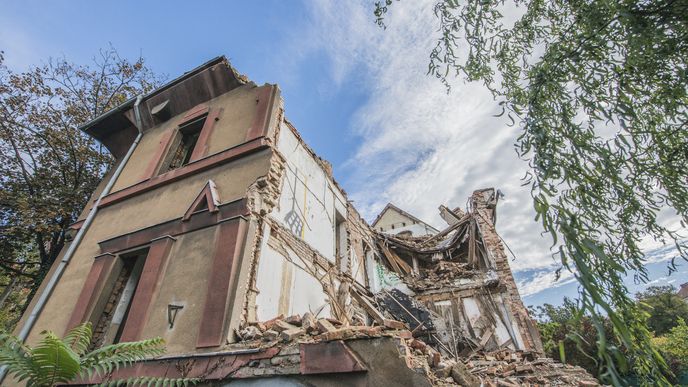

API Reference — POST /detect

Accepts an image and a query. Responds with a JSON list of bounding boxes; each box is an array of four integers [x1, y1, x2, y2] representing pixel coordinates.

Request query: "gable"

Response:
[[374, 207, 419, 232]]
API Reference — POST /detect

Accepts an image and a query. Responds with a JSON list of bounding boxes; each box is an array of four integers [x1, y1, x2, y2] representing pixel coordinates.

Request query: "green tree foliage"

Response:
[[653, 318, 688, 383], [0, 322, 195, 386], [0, 48, 164, 323], [376, 1, 688, 385], [530, 299, 623, 380], [636, 285, 688, 336], [0, 270, 32, 331]]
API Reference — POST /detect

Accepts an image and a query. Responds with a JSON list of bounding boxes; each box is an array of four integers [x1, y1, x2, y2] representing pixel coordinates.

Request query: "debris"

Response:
[[280, 327, 305, 342], [237, 325, 262, 341], [272, 320, 297, 333], [301, 312, 317, 332], [383, 318, 408, 330], [316, 318, 337, 333], [262, 330, 279, 341], [451, 361, 480, 387], [463, 349, 600, 386], [284, 314, 302, 326]]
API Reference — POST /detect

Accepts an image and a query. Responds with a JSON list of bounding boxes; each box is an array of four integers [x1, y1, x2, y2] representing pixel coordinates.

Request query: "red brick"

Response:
[[383, 319, 408, 330]]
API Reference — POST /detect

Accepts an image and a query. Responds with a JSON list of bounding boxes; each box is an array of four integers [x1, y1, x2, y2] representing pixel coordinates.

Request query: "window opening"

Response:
[[90, 249, 147, 348], [335, 211, 347, 270], [163, 115, 206, 173]]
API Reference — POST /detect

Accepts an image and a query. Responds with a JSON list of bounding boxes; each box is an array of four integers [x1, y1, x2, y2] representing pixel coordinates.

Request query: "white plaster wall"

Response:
[[351, 249, 366, 286], [270, 124, 347, 262], [255, 226, 282, 320], [366, 255, 413, 295], [494, 294, 526, 349], [254, 123, 358, 322], [254, 225, 331, 320]]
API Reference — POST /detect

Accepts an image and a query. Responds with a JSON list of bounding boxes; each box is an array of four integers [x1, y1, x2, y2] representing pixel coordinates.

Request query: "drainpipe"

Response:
[[0, 95, 146, 384]]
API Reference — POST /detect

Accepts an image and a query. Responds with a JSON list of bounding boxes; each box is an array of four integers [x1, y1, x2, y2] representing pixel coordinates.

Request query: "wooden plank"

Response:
[[468, 219, 476, 267], [479, 329, 493, 347], [350, 289, 385, 324], [378, 242, 403, 274], [420, 213, 472, 247]]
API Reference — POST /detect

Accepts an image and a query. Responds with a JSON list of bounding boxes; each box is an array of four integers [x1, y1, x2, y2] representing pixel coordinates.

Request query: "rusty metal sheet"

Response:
[[299, 340, 366, 375]]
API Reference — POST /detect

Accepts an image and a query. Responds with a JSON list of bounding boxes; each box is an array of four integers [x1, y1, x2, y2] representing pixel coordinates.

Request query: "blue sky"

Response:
[[2, 0, 686, 307]]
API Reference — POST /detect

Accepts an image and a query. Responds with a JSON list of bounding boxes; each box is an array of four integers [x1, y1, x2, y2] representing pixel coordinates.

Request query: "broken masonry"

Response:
[[10, 56, 599, 387]]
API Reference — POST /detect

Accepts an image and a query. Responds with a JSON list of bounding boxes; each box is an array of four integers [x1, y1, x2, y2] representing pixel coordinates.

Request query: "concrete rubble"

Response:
[[238, 179, 602, 385], [230, 315, 600, 386]]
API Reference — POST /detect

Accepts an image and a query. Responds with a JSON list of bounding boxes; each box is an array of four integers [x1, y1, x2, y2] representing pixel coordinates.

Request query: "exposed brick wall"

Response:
[[90, 260, 133, 349], [470, 190, 544, 352]]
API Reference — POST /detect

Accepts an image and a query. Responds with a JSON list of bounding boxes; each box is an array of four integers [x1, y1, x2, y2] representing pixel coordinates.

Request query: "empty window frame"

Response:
[[90, 249, 147, 348], [334, 210, 348, 271], [160, 115, 207, 173]]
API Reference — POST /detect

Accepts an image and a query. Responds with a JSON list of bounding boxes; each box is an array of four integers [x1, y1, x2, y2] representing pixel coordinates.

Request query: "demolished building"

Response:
[[7, 57, 598, 386]]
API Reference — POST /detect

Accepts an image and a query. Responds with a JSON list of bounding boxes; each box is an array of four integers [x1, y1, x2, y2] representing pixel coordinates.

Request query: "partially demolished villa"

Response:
[[9, 57, 599, 386]]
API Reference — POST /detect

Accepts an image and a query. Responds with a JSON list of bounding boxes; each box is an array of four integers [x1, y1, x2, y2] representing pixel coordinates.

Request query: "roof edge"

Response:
[[372, 203, 439, 232], [78, 56, 228, 132]]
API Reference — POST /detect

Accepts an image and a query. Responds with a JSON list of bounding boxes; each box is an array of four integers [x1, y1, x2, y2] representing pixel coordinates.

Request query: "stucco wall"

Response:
[[23, 150, 270, 347], [139, 226, 216, 353], [112, 84, 266, 192]]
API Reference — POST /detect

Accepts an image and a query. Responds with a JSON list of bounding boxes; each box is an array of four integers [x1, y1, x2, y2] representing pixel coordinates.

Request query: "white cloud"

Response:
[[297, 0, 684, 299], [517, 270, 577, 298], [300, 0, 557, 273]]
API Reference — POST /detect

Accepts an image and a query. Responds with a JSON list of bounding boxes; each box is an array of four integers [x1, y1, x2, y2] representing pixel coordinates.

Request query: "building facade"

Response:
[[7, 57, 600, 386]]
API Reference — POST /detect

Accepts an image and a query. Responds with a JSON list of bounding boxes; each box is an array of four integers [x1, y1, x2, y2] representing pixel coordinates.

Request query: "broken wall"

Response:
[[251, 121, 352, 323], [367, 189, 543, 357]]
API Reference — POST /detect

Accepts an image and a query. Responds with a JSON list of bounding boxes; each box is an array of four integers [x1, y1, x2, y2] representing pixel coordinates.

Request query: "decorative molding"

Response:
[[118, 236, 176, 342], [98, 198, 248, 253], [140, 128, 176, 181], [189, 108, 222, 162], [300, 341, 367, 375], [196, 218, 248, 348], [181, 104, 209, 122], [65, 253, 117, 333], [99, 137, 269, 209], [70, 347, 280, 384], [183, 180, 221, 221], [246, 85, 278, 141]]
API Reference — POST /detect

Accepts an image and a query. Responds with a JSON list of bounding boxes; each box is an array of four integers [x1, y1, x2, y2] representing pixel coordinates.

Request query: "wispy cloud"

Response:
[[298, 0, 558, 273], [517, 269, 578, 298], [296, 0, 684, 300]]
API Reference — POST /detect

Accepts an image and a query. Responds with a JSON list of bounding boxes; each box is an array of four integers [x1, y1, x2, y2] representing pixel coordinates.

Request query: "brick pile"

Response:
[[236, 313, 599, 386], [236, 313, 413, 345], [435, 350, 600, 387], [409, 260, 478, 291]]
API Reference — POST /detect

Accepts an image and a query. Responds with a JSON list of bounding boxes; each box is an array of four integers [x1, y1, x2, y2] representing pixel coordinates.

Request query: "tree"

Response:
[[0, 47, 164, 321], [653, 318, 688, 383], [530, 299, 625, 380], [375, 1, 687, 385], [0, 322, 194, 386], [636, 285, 688, 336]]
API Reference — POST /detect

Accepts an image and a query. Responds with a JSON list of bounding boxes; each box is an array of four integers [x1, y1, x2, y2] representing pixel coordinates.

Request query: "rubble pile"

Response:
[[460, 349, 600, 387], [390, 332, 600, 386], [235, 313, 411, 345], [236, 314, 599, 387], [409, 260, 479, 291]]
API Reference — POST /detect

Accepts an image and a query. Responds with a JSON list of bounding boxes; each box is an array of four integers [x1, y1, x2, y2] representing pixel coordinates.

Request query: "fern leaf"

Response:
[[63, 322, 93, 356], [30, 330, 82, 385]]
